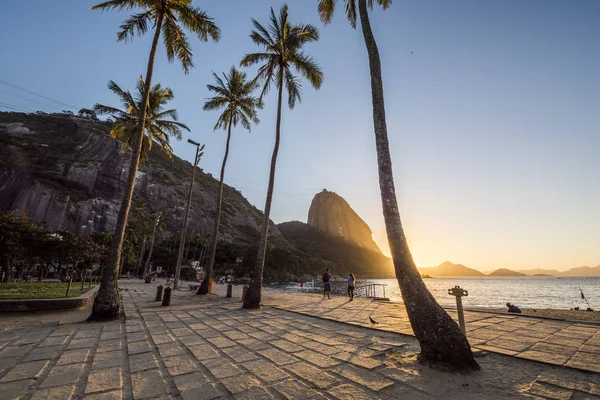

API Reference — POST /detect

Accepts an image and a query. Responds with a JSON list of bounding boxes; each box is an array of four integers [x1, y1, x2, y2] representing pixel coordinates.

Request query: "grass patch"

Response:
[[0, 282, 97, 299]]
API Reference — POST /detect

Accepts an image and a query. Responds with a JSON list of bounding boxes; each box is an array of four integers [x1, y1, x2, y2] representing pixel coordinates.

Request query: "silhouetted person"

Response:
[[322, 268, 332, 299], [506, 302, 521, 313], [347, 273, 355, 301]]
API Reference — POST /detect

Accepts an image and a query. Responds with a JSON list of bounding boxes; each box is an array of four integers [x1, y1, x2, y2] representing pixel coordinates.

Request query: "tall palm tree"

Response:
[[240, 5, 323, 309], [90, 0, 219, 320], [317, 0, 478, 370], [94, 77, 190, 168], [197, 67, 260, 295], [95, 78, 190, 165]]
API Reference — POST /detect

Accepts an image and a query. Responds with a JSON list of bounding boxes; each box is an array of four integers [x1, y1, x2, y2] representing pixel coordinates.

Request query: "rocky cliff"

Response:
[[307, 189, 381, 253], [0, 112, 286, 247]]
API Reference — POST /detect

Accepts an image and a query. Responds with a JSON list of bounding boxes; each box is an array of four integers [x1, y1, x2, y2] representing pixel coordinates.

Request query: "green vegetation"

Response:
[[0, 282, 96, 299], [241, 4, 324, 309]]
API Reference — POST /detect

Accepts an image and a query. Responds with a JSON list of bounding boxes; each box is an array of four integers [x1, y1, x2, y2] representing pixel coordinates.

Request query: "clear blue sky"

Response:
[[1, 0, 599, 271]]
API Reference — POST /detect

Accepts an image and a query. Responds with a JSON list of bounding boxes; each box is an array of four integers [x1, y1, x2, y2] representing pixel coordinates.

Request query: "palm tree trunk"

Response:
[[243, 70, 284, 309], [198, 116, 233, 295], [356, 0, 478, 370], [143, 215, 160, 277], [89, 12, 165, 321], [3, 256, 10, 283], [191, 236, 200, 261], [134, 238, 146, 277]]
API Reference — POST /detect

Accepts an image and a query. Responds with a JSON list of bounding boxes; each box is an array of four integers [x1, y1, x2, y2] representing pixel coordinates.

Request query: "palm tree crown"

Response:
[[203, 67, 260, 131], [318, 0, 391, 28], [94, 78, 189, 164], [241, 4, 324, 108], [92, 0, 220, 73]]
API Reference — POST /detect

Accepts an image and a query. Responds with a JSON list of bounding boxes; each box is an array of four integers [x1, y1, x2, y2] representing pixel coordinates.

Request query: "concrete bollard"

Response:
[[161, 287, 172, 306], [155, 285, 164, 302], [144, 275, 151, 283], [448, 286, 468, 336], [242, 285, 249, 302], [226, 283, 233, 298]]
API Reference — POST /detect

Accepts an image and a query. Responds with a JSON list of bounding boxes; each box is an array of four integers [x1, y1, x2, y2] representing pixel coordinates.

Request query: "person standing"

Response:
[[322, 268, 333, 299], [347, 273, 355, 301]]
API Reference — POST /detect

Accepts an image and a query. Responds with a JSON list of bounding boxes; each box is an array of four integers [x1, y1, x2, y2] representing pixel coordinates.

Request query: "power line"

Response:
[[0, 102, 32, 113], [0, 79, 78, 110]]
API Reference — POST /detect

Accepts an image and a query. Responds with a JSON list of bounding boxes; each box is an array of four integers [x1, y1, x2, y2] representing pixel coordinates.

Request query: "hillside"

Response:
[[277, 221, 395, 278], [418, 261, 484, 277], [517, 266, 600, 277], [487, 268, 526, 277]]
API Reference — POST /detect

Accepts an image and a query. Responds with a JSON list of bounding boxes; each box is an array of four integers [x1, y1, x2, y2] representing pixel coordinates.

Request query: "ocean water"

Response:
[[365, 277, 600, 309]]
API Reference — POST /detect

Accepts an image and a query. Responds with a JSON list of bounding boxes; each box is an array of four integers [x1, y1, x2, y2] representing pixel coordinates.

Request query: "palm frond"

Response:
[[91, 0, 140, 12], [345, 0, 358, 28], [289, 52, 323, 90], [117, 11, 152, 42], [318, 0, 336, 25], [174, 4, 221, 42]]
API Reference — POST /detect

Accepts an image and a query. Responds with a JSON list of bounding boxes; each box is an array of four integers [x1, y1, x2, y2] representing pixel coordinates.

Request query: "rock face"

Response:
[[307, 189, 381, 254], [0, 112, 284, 246]]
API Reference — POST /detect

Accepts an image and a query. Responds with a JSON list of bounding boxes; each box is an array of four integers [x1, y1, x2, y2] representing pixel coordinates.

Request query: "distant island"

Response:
[[417, 261, 600, 277]]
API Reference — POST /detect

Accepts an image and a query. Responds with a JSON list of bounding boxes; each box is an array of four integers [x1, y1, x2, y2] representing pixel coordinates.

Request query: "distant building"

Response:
[[77, 108, 98, 120]]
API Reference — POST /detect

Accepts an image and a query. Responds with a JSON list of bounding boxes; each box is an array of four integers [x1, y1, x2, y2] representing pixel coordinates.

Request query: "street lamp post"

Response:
[[174, 139, 204, 289]]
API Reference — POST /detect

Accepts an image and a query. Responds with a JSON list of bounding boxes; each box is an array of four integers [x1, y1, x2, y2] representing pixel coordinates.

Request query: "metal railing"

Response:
[[355, 283, 388, 299]]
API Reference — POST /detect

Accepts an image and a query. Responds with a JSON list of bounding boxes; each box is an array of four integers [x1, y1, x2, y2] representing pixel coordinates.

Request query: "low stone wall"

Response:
[[0, 285, 99, 312]]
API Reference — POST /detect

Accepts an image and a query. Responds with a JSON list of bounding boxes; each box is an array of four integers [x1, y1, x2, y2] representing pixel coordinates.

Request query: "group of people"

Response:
[[321, 268, 356, 301]]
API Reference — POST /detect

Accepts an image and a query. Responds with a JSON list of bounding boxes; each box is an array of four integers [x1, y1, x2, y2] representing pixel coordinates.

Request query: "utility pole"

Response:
[[174, 139, 204, 289]]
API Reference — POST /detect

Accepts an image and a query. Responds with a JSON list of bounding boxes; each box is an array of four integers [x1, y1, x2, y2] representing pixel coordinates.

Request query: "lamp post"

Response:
[[143, 213, 161, 277], [174, 139, 204, 289]]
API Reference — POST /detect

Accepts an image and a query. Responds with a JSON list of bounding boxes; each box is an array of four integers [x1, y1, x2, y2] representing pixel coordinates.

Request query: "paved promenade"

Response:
[[0, 280, 598, 400]]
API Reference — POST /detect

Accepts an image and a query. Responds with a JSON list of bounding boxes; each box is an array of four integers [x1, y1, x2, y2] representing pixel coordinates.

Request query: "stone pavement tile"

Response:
[[303, 342, 342, 356], [85, 367, 122, 394], [39, 336, 69, 347], [147, 326, 168, 335], [537, 373, 600, 396], [258, 348, 298, 366], [97, 339, 121, 353], [333, 351, 382, 369], [40, 363, 84, 388], [207, 336, 236, 348], [197, 330, 221, 339], [530, 342, 579, 357], [517, 350, 570, 365], [579, 344, 600, 355], [243, 360, 289, 382], [518, 329, 554, 339], [163, 355, 197, 376], [102, 321, 121, 332], [151, 333, 174, 345], [31, 384, 75, 400], [0, 345, 33, 359], [0, 379, 33, 399], [543, 335, 588, 348], [92, 351, 121, 369], [221, 374, 262, 394], [273, 379, 327, 399], [238, 338, 270, 351], [223, 331, 249, 341], [83, 389, 123, 400], [270, 339, 304, 353], [68, 337, 96, 350], [130, 352, 159, 373], [249, 332, 277, 341], [57, 348, 89, 365], [234, 386, 274, 400], [201, 357, 243, 379], [295, 350, 340, 368], [157, 342, 186, 358], [23, 345, 61, 361], [180, 383, 222, 400], [131, 368, 168, 399], [565, 352, 600, 373], [178, 334, 206, 347], [280, 333, 310, 344], [379, 383, 433, 399], [126, 331, 147, 343], [332, 364, 393, 391], [475, 345, 518, 356], [50, 328, 76, 337], [75, 329, 99, 339], [173, 371, 211, 392], [0, 357, 17, 375], [127, 340, 152, 355], [285, 362, 338, 389], [526, 382, 572, 400], [171, 328, 194, 338], [100, 330, 120, 341], [485, 338, 533, 352], [14, 334, 46, 345], [468, 329, 505, 341], [189, 344, 219, 360], [330, 383, 383, 400], [222, 346, 259, 363], [1, 360, 48, 382]]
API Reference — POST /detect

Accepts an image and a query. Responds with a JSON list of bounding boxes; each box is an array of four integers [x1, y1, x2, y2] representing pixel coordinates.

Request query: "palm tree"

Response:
[[240, 5, 323, 309], [197, 67, 260, 295], [90, 0, 219, 320], [95, 78, 190, 165], [317, 0, 478, 370]]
